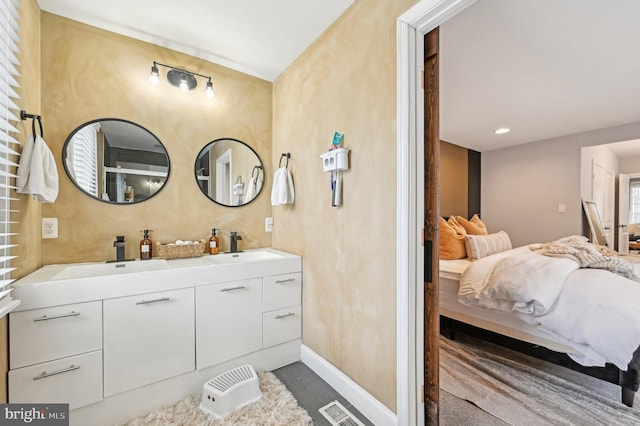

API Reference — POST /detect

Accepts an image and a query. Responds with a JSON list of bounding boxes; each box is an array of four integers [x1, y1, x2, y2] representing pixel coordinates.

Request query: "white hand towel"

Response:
[[244, 176, 257, 203], [285, 167, 295, 204], [244, 175, 264, 203], [271, 167, 295, 206], [16, 134, 59, 203]]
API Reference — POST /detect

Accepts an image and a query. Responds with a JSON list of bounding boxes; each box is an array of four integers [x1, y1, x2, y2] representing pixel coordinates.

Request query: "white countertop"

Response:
[[12, 248, 302, 311]]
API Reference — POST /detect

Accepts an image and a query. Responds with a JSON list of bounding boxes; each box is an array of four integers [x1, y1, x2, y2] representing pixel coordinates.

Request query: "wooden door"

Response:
[[423, 27, 440, 425]]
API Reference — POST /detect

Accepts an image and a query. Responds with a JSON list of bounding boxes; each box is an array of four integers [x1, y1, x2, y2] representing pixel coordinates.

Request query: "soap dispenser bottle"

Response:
[[208, 228, 219, 255], [140, 229, 153, 260]]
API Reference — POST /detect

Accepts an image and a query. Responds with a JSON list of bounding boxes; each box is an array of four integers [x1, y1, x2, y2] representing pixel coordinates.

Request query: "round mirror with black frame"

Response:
[[195, 138, 264, 207], [62, 119, 170, 204]]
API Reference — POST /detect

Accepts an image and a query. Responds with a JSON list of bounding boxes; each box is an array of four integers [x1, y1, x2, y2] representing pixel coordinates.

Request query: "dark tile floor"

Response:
[[272, 362, 374, 426], [273, 360, 507, 425]]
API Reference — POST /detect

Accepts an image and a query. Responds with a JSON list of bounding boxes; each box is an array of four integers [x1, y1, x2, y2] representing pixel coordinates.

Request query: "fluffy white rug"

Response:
[[121, 371, 313, 426]]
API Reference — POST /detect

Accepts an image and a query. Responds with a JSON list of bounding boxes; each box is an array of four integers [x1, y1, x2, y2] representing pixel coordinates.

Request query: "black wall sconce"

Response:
[[150, 61, 214, 98]]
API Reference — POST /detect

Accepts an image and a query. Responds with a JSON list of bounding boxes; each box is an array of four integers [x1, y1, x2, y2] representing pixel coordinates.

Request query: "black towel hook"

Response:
[[252, 165, 263, 179], [20, 110, 43, 138], [279, 153, 291, 168]]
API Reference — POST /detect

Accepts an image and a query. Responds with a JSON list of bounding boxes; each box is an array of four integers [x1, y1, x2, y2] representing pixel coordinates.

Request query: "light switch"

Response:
[[558, 204, 566, 213], [265, 217, 273, 232]]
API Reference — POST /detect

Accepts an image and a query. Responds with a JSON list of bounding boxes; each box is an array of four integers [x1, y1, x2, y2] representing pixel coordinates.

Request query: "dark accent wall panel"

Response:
[[468, 149, 481, 216]]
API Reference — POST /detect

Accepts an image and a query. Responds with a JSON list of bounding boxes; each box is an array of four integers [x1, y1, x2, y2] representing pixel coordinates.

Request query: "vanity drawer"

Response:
[[9, 301, 102, 369], [9, 350, 103, 410], [263, 272, 301, 312], [263, 305, 301, 348]]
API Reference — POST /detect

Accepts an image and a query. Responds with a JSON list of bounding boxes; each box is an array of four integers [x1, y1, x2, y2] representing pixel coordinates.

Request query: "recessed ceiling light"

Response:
[[494, 127, 510, 135]]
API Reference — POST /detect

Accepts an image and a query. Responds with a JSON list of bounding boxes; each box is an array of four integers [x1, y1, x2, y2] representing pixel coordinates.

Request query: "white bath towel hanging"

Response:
[[271, 167, 295, 206], [244, 175, 263, 203], [16, 133, 59, 203]]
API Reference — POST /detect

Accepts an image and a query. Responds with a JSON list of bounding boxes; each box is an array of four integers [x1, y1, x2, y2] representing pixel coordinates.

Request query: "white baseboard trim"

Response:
[[300, 344, 397, 426]]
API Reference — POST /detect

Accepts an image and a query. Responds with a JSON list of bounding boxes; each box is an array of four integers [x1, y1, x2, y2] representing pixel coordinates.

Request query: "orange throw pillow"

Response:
[[455, 214, 488, 235], [439, 216, 466, 259], [447, 216, 467, 236]]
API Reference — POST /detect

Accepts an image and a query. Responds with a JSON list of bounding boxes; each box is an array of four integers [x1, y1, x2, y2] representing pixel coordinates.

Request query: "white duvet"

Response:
[[458, 246, 640, 370]]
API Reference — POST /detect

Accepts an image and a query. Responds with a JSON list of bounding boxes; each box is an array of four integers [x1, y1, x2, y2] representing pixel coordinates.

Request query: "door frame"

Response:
[[396, 1, 477, 424]]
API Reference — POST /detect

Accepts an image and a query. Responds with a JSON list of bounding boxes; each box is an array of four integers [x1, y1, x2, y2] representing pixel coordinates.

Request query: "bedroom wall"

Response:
[[620, 152, 640, 174], [272, 0, 418, 412], [482, 120, 640, 247], [440, 141, 468, 218]]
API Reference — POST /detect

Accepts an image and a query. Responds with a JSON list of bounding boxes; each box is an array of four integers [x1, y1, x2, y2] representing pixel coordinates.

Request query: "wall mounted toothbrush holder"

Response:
[[320, 148, 350, 172]]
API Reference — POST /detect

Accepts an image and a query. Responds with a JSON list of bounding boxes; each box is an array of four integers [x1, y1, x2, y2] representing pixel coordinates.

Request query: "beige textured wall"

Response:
[[273, 0, 418, 411], [440, 141, 469, 218], [40, 13, 273, 263]]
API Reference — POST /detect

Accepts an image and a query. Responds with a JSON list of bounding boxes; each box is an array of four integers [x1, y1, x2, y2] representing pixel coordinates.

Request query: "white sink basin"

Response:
[[206, 250, 283, 264], [52, 259, 170, 280]]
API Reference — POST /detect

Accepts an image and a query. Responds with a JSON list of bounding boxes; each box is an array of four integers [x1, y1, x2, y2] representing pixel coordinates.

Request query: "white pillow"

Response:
[[465, 231, 512, 260]]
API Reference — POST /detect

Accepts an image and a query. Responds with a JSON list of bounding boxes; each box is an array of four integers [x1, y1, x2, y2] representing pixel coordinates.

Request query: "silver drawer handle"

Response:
[[220, 285, 246, 292], [276, 312, 296, 319], [136, 297, 171, 305], [33, 364, 80, 380], [33, 311, 80, 322], [275, 278, 296, 284]]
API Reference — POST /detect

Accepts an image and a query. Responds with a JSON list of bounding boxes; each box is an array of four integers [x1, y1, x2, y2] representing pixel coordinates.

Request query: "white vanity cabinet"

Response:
[[262, 272, 302, 348], [8, 248, 302, 425], [8, 301, 103, 409], [103, 287, 195, 397], [196, 278, 262, 369]]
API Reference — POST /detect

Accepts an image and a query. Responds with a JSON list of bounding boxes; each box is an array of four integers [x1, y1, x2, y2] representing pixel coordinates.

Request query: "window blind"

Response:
[[68, 123, 99, 196], [0, 0, 21, 317]]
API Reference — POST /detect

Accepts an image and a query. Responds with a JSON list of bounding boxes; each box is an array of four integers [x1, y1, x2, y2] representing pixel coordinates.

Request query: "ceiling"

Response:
[[37, 0, 355, 82], [440, 0, 640, 152], [38, 0, 640, 154]]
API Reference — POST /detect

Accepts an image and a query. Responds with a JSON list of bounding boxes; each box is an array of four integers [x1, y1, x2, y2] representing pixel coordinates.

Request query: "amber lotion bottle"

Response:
[[209, 228, 219, 255], [140, 229, 153, 260]]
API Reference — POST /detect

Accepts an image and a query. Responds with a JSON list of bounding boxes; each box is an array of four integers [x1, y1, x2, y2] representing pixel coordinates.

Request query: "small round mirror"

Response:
[[62, 119, 170, 204], [195, 138, 264, 207]]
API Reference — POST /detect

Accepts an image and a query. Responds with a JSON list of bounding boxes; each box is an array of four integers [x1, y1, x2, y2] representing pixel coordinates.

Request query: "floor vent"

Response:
[[319, 400, 366, 426]]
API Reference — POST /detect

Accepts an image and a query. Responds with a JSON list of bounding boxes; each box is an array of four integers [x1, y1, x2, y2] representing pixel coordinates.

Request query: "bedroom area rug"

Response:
[[440, 335, 640, 426], [120, 371, 312, 426]]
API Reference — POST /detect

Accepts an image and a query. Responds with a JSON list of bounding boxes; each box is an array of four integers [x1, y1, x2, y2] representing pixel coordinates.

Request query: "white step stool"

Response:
[[199, 364, 262, 419]]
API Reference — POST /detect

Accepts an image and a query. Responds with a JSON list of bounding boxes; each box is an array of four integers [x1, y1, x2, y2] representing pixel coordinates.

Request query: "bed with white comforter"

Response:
[[440, 235, 640, 406]]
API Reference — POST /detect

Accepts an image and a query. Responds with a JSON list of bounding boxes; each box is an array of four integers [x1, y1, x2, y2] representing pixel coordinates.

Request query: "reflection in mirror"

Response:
[[582, 199, 608, 247], [63, 119, 170, 204], [195, 138, 263, 207]]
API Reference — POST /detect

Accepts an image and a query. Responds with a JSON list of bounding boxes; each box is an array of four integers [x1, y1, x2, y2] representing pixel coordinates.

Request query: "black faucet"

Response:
[[113, 236, 126, 262], [229, 231, 243, 253]]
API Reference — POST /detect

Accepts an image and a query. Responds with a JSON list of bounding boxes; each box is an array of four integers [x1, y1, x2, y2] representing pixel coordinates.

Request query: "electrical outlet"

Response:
[[265, 217, 273, 232], [42, 218, 58, 239]]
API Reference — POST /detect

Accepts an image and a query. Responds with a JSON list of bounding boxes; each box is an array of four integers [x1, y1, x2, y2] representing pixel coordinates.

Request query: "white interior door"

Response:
[[592, 161, 615, 247], [604, 169, 615, 247], [618, 173, 630, 254], [215, 149, 232, 204]]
